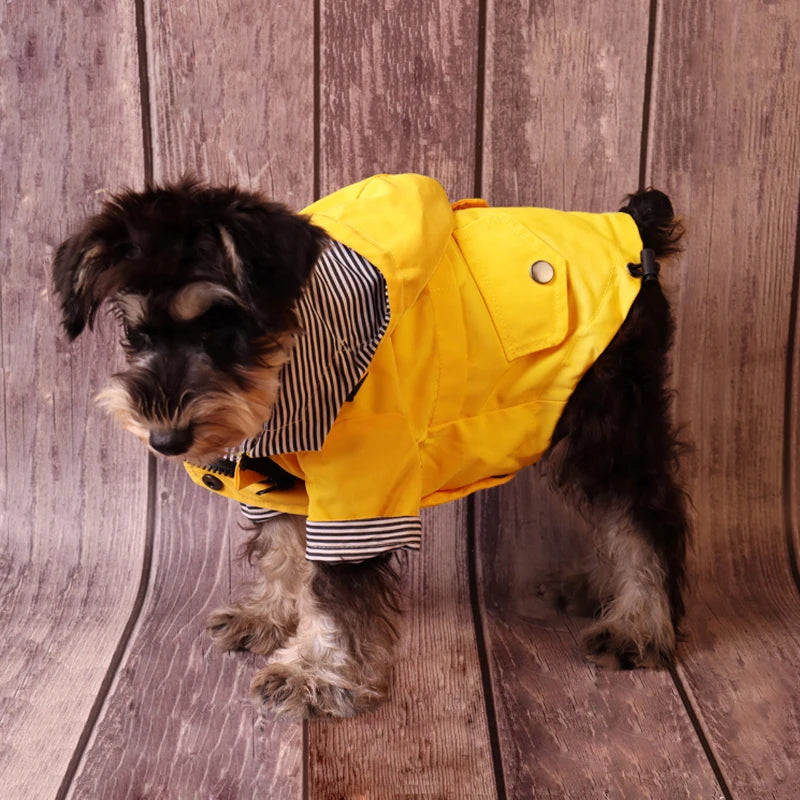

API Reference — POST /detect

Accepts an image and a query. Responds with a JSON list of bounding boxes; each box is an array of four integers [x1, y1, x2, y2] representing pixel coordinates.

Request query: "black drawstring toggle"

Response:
[[627, 248, 660, 283]]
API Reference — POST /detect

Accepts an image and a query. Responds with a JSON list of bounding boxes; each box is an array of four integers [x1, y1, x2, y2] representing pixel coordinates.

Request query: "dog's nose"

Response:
[[149, 426, 193, 456]]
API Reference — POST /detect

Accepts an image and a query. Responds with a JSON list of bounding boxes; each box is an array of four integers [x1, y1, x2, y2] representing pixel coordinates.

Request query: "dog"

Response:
[[52, 173, 687, 718]]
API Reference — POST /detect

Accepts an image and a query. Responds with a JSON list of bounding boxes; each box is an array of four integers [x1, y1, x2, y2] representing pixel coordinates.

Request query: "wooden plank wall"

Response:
[[1, 1, 799, 798], [0, 5, 150, 800], [649, 2, 800, 793]]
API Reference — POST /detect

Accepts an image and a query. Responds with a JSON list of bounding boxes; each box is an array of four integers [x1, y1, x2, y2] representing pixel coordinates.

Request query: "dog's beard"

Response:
[[97, 349, 288, 462]]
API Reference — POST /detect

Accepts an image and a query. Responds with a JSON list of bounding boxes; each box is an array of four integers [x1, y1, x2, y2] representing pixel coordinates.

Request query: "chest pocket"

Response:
[[454, 216, 569, 361]]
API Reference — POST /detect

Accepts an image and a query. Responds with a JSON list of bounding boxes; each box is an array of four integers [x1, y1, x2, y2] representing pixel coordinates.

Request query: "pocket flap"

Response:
[[454, 216, 568, 360]]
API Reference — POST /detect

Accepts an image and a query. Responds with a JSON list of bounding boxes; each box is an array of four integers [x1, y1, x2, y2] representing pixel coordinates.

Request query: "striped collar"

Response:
[[243, 240, 389, 456]]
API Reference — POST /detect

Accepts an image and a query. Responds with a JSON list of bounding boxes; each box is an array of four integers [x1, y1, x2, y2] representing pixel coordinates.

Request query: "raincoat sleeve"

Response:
[[296, 414, 423, 562]]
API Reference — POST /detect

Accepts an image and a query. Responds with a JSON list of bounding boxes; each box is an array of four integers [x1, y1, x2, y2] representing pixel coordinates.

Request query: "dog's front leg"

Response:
[[251, 553, 402, 718], [207, 514, 311, 656]]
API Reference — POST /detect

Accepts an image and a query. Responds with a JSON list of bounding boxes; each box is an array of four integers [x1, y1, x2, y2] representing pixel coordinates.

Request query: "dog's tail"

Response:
[[620, 189, 684, 260]]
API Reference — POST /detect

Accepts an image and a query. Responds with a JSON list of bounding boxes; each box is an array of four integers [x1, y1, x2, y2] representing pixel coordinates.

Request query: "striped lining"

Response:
[[240, 505, 284, 524], [243, 239, 389, 456], [305, 517, 422, 562], [238, 241, 422, 562]]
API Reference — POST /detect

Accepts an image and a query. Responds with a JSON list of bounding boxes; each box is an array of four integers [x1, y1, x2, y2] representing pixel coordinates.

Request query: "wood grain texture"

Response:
[[67, 1, 315, 796], [649, 0, 800, 587], [6, 0, 798, 797], [146, 0, 316, 207], [0, 4, 149, 798], [319, 0, 479, 193], [478, 0, 653, 598], [310, 1, 497, 796], [477, 485, 721, 799], [477, 1, 722, 796], [480, 606, 718, 799], [792, 201, 800, 590], [648, 1, 800, 795], [482, 0, 650, 210], [68, 463, 302, 800]]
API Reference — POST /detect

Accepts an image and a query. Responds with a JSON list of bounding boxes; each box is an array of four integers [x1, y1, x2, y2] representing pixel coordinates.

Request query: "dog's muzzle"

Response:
[[149, 426, 194, 456]]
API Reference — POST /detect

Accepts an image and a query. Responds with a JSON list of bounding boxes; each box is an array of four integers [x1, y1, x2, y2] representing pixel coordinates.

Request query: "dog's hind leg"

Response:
[[578, 508, 681, 668], [545, 279, 689, 669]]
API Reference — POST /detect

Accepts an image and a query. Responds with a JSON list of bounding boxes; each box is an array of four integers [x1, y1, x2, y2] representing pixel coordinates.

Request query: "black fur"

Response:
[[548, 188, 688, 632], [312, 554, 403, 651], [52, 176, 328, 339], [52, 178, 328, 455], [620, 188, 684, 257]]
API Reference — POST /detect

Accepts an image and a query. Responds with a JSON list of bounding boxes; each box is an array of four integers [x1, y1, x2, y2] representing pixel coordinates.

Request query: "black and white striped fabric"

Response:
[[239, 505, 284, 524], [242, 240, 389, 455], [238, 509, 423, 561], [239, 241, 423, 562], [305, 517, 422, 560]]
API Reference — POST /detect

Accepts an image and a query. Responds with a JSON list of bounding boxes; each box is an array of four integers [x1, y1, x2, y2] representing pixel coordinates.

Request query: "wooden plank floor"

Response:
[[2, 1, 799, 798]]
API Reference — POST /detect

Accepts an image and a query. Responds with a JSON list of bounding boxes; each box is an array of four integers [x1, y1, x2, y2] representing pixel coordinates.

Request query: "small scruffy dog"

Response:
[[52, 173, 687, 718]]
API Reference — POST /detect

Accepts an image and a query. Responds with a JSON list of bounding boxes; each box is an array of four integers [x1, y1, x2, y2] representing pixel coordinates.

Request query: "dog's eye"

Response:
[[201, 327, 242, 357], [124, 325, 152, 352]]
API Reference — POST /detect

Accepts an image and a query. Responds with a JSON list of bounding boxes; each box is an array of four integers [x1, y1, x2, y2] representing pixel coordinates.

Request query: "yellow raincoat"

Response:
[[185, 174, 644, 558]]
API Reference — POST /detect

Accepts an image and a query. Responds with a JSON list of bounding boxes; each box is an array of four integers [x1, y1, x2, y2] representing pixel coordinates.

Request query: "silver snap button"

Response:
[[530, 260, 555, 284]]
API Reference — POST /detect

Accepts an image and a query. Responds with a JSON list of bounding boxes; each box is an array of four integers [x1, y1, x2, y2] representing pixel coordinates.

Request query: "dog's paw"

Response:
[[250, 663, 385, 718], [206, 605, 290, 656], [581, 624, 674, 670]]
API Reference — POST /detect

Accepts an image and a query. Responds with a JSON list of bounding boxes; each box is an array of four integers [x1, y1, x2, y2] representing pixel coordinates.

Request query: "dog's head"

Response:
[[52, 177, 327, 461]]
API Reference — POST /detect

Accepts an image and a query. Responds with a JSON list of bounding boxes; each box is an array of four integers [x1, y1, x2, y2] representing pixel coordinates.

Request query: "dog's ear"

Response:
[[52, 219, 130, 339], [220, 197, 328, 330], [52, 227, 103, 339]]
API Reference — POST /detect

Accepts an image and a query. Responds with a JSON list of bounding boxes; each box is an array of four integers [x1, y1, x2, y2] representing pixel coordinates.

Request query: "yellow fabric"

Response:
[[185, 173, 643, 521]]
